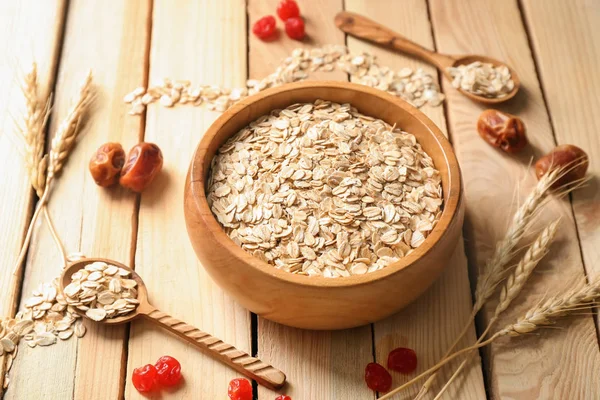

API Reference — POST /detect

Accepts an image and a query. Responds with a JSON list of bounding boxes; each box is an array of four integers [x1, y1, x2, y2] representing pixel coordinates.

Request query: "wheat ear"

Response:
[[411, 169, 563, 400], [17, 63, 52, 197], [12, 71, 94, 278], [501, 278, 600, 336], [47, 69, 93, 181], [473, 168, 564, 309], [381, 278, 600, 399], [432, 220, 560, 400]]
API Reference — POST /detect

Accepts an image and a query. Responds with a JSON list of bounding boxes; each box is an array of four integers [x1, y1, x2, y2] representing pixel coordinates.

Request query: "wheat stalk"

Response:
[[47, 69, 93, 181], [381, 277, 600, 399], [432, 220, 560, 400], [17, 63, 52, 197], [12, 70, 94, 278], [473, 168, 563, 310], [410, 169, 565, 400]]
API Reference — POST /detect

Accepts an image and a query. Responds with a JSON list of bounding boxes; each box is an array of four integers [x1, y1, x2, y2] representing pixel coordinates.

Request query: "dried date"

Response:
[[535, 144, 588, 189], [477, 109, 527, 153], [119, 143, 163, 192], [89, 143, 126, 187]]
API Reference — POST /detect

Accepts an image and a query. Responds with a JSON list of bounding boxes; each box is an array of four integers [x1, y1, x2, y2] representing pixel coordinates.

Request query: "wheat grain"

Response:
[[47, 70, 94, 180]]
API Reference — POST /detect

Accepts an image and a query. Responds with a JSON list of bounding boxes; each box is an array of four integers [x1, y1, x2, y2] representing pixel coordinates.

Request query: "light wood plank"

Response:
[[124, 1, 251, 398], [249, 0, 346, 82], [429, 0, 600, 398], [7, 1, 150, 399], [0, 0, 65, 318], [521, 0, 600, 279], [344, 1, 487, 398], [248, 1, 374, 399], [0, 0, 65, 396]]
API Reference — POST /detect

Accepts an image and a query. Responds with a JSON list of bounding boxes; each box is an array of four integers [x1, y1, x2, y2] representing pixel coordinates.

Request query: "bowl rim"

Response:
[[187, 81, 461, 288]]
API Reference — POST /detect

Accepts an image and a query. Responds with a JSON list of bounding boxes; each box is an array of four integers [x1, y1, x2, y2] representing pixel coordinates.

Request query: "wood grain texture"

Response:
[[345, 1, 486, 398], [124, 1, 251, 398], [0, 0, 65, 317], [247, 1, 373, 398], [429, 0, 600, 398], [521, 0, 600, 280], [0, 0, 65, 395], [6, 1, 150, 399]]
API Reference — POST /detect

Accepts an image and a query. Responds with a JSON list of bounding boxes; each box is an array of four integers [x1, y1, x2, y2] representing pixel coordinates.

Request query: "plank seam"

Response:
[[424, 0, 490, 397], [119, 0, 155, 399]]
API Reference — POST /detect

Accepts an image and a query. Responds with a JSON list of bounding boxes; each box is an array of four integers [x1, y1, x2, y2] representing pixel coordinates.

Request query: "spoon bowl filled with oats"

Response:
[[335, 11, 520, 104], [185, 81, 464, 330], [59, 258, 286, 389]]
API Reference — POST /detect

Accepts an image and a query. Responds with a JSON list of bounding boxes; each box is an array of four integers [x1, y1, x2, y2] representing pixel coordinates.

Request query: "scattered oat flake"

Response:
[[125, 45, 444, 115], [74, 321, 86, 338], [58, 329, 74, 340]]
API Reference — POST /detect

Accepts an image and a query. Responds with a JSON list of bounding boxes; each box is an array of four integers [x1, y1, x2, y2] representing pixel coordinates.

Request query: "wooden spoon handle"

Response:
[[143, 307, 286, 389], [334, 11, 455, 69]]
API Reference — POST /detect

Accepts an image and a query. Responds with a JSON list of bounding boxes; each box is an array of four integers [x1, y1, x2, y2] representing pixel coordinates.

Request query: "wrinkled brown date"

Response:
[[119, 142, 163, 192], [535, 144, 589, 189], [89, 143, 126, 187], [477, 109, 527, 153]]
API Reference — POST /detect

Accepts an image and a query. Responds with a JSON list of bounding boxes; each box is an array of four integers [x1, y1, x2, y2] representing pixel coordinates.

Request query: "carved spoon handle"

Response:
[[335, 11, 455, 70], [143, 306, 286, 389]]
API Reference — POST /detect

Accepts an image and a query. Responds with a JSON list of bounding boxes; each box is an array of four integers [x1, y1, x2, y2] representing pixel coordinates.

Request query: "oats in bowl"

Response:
[[207, 100, 442, 278]]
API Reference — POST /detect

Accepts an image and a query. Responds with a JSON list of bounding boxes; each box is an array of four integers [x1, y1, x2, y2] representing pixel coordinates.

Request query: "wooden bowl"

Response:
[[184, 81, 463, 330]]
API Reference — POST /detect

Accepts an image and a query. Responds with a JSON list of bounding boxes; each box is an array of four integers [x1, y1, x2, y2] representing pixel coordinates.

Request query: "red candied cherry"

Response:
[[154, 355, 182, 386], [132, 364, 158, 393], [284, 17, 305, 40], [276, 0, 300, 21], [387, 347, 417, 374], [252, 15, 278, 41], [275, 396, 292, 400], [364, 362, 392, 393], [228, 378, 253, 400]]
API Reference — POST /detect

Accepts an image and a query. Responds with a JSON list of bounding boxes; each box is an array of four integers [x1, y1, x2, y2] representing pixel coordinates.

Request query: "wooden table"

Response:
[[1, 0, 598, 398]]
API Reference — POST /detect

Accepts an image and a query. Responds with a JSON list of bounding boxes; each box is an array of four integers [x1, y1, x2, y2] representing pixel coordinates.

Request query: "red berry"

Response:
[[276, 0, 300, 21], [132, 364, 157, 393], [364, 362, 392, 393], [252, 15, 278, 41], [387, 347, 418, 374], [275, 396, 292, 400], [228, 378, 253, 400], [284, 17, 305, 40], [154, 355, 182, 386]]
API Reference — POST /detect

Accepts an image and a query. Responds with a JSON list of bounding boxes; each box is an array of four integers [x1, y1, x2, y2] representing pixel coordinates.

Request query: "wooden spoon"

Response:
[[335, 11, 520, 104], [60, 258, 286, 390]]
